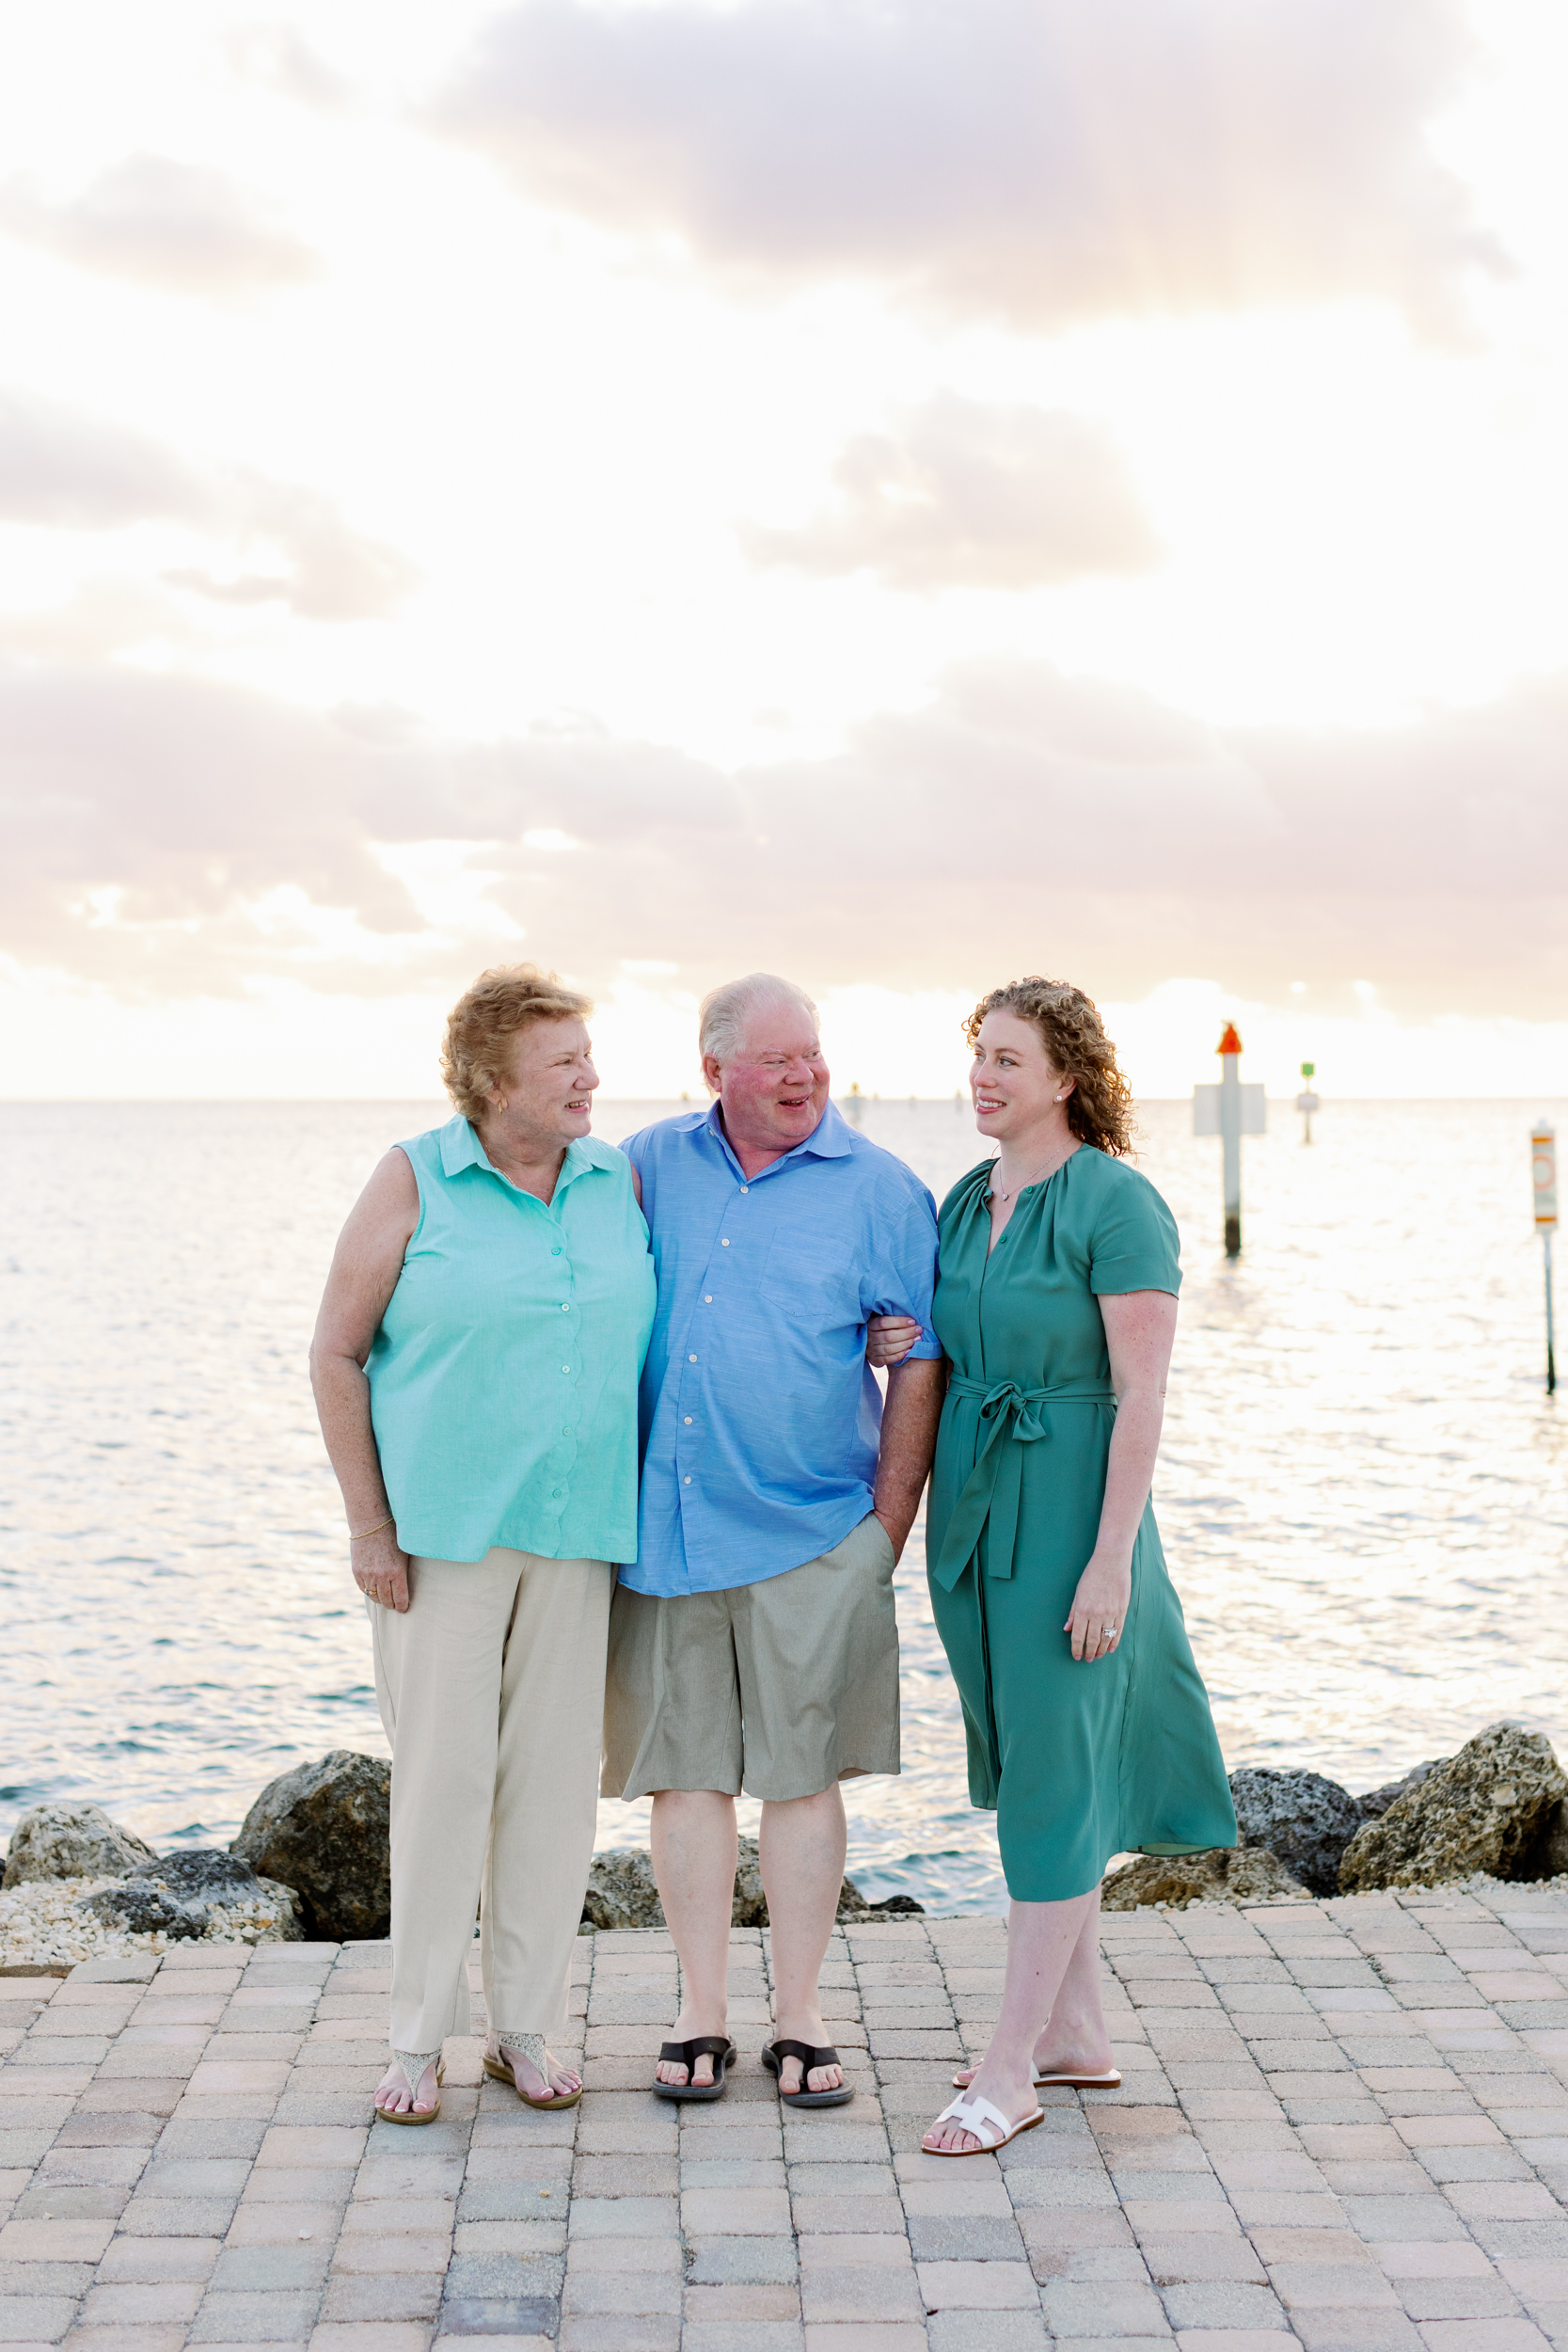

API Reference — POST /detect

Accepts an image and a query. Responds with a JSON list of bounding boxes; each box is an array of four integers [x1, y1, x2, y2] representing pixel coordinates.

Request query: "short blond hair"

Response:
[[440, 963, 592, 1121]]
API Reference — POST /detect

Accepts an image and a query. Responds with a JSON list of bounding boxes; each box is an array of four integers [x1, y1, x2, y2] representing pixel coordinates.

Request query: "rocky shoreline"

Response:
[[4, 1719, 1565, 1966]]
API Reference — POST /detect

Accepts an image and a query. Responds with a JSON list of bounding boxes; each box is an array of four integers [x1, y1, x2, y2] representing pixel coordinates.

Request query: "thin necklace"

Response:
[[990, 1145, 1071, 1203]]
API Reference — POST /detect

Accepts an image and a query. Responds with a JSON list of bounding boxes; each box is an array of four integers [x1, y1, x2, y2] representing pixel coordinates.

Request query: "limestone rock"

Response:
[[231, 1751, 390, 1939], [1338, 1723, 1567, 1893], [1527, 1800, 1568, 1881], [582, 1848, 665, 1930], [132, 1849, 264, 1903], [732, 1836, 768, 1928], [82, 1883, 212, 1940], [251, 1877, 308, 1938], [1228, 1767, 1362, 1897], [4, 1804, 157, 1887], [1355, 1759, 1443, 1820], [579, 1836, 924, 1931], [1101, 1846, 1308, 1911]]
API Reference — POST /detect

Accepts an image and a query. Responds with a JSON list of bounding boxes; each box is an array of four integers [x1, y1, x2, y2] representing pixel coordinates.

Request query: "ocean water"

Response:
[[2, 1095, 1564, 1914]]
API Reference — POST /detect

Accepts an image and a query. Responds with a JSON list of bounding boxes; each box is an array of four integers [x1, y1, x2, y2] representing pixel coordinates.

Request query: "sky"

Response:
[[3, 0, 1568, 1101]]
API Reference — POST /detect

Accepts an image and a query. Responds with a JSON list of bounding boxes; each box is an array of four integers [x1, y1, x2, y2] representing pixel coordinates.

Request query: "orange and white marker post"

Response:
[[1193, 1024, 1266, 1257], [1532, 1122, 1557, 1397]]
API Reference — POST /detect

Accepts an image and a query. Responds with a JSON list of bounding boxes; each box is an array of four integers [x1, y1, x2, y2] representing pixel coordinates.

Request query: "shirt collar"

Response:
[[704, 1096, 853, 1177], [440, 1116, 596, 1192]]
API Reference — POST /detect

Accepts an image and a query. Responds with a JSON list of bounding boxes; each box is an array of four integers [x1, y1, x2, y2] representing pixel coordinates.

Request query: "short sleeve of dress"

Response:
[[1087, 1166, 1181, 1296]]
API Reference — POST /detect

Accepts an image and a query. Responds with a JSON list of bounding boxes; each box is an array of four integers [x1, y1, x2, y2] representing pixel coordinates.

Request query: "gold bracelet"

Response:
[[349, 1516, 395, 1542]]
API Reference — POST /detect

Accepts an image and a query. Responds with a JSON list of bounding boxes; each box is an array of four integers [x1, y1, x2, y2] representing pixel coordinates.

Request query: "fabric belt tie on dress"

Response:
[[928, 1378, 1116, 1593]]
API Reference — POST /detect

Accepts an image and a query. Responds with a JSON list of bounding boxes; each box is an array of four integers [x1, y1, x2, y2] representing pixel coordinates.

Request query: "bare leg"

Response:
[[759, 1783, 847, 2096], [651, 1789, 737, 2088], [925, 1890, 1099, 2153], [373, 2059, 439, 2116], [953, 1889, 1112, 2089]]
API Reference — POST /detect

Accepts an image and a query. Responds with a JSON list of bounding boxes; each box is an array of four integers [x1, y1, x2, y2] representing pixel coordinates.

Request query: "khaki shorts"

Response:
[[602, 1512, 901, 1802]]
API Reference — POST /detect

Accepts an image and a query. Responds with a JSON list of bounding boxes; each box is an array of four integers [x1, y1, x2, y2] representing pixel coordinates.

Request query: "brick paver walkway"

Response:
[[3, 1881, 1567, 2350]]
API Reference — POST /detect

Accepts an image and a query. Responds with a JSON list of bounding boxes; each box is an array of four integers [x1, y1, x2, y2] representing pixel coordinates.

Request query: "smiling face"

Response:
[[706, 996, 832, 1160], [483, 1015, 599, 1160], [971, 1009, 1074, 1146]]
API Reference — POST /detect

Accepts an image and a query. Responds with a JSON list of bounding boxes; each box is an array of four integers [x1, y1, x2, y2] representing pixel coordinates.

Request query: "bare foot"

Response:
[[374, 2059, 438, 2117], [772, 2010, 843, 2098], [924, 2057, 1037, 2154], [953, 2023, 1114, 2090], [489, 2039, 580, 2101], [655, 2007, 727, 2089]]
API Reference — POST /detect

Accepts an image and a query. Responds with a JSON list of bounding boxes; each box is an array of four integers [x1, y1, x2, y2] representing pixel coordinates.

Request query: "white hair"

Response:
[[699, 973, 819, 1070]]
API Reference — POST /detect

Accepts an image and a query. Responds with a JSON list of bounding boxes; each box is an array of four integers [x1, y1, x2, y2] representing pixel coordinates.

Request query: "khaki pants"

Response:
[[371, 1548, 611, 2058]]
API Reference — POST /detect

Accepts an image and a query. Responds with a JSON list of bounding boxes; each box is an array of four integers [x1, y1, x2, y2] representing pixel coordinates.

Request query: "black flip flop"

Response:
[[652, 2035, 736, 2103], [762, 2039, 854, 2108]]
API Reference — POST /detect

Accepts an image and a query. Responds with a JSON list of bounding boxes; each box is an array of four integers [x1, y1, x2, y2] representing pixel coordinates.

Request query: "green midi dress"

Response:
[[926, 1146, 1235, 1902]]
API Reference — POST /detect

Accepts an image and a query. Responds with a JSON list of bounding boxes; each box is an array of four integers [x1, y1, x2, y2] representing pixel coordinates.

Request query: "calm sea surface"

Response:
[[3, 1097, 1565, 1913]]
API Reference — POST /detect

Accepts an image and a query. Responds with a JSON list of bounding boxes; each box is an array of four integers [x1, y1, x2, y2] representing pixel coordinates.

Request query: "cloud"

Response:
[[223, 23, 351, 111], [4, 649, 1568, 1018], [739, 397, 1161, 590], [0, 388, 416, 622], [0, 154, 319, 297], [435, 0, 1505, 336]]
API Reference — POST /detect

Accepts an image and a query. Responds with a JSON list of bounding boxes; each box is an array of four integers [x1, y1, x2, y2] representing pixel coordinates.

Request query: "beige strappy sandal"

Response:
[[373, 2057, 445, 2124], [483, 2037, 582, 2111]]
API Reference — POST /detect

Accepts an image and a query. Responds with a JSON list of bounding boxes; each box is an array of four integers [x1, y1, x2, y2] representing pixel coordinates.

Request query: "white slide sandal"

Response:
[[924, 2091, 1044, 2157], [952, 2063, 1122, 2090]]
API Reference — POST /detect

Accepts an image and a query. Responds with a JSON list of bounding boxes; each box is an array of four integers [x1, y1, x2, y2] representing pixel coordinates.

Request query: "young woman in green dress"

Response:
[[907, 978, 1235, 2156]]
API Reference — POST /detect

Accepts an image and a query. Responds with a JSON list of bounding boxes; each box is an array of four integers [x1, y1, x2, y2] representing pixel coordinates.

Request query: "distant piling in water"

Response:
[[1194, 1024, 1264, 1257], [1532, 1122, 1557, 1396], [1296, 1060, 1320, 1144]]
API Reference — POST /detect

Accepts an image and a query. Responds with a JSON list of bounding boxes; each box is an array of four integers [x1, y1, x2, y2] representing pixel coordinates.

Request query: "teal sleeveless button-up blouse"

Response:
[[366, 1117, 656, 1565]]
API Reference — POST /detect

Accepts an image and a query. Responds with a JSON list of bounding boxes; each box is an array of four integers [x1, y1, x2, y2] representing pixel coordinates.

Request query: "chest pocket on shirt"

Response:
[[758, 1219, 862, 1327]]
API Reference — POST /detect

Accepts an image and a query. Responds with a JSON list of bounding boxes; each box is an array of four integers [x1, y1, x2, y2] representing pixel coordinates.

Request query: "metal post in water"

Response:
[[1218, 1025, 1243, 1256], [1533, 1122, 1558, 1396], [1193, 1025, 1263, 1258], [1296, 1060, 1320, 1144]]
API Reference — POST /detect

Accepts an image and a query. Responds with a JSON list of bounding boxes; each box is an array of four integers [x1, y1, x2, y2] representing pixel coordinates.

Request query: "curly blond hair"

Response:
[[963, 977, 1135, 1157], [440, 963, 593, 1122]]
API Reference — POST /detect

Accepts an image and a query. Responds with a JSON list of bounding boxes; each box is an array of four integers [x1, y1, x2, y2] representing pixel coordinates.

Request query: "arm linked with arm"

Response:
[[872, 1356, 947, 1564]]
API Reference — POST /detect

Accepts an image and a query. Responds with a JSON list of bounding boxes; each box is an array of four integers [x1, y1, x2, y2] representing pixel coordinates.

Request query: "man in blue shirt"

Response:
[[605, 974, 945, 2106]]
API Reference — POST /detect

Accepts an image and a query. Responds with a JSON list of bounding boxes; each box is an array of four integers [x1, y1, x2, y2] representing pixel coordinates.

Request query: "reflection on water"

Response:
[[2, 1097, 1564, 1913]]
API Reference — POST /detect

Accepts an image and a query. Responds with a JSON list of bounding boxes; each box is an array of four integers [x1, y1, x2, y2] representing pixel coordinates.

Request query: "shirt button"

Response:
[[688, 1353, 697, 1362], [721, 1238, 730, 1247], [561, 1302, 571, 1311], [704, 1294, 713, 1303], [683, 1476, 691, 1486], [740, 1185, 749, 1193], [562, 1364, 570, 1374], [684, 1416, 693, 1424], [551, 1246, 562, 1256]]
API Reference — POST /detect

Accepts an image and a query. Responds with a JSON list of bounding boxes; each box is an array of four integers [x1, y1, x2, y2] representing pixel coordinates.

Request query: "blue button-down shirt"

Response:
[[619, 1102, 943, 1597]]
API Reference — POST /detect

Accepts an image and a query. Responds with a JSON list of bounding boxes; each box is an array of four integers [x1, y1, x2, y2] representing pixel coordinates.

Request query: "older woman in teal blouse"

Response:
[[311, 964, 655, 2125], [882, 977, 1233, 2159]]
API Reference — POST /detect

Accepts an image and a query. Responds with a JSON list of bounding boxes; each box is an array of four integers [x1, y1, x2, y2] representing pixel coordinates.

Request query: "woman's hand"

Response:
[[354, 1524, 412, 1613], [1065, 1549, 1131, 1662], [866, 1314, 922, 1368]]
